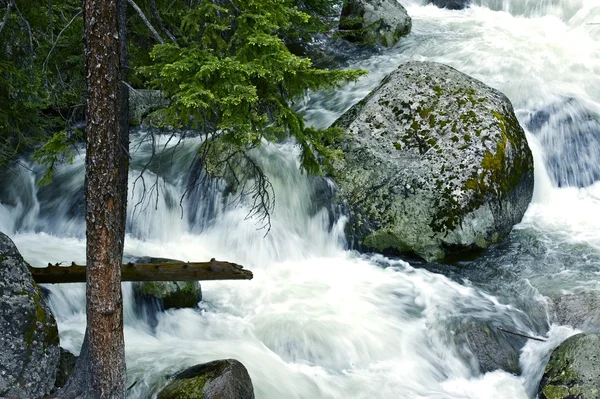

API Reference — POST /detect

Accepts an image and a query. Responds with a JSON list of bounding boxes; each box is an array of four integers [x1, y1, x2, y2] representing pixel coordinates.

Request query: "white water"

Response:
[[2, 0, 600, 397]]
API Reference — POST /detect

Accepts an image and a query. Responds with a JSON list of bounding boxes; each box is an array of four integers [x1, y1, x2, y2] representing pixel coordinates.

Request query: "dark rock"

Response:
[[452, 319, 522, 375], [538, 333, 600, 398], [330, 61, 534, 261], [157, 359, 254, 399], [550, 293, 600, 333], [54, 348, 77, 389], [0, 232, 60, 399], [339, 0, 411, 47], [430, 0, 471, 10]]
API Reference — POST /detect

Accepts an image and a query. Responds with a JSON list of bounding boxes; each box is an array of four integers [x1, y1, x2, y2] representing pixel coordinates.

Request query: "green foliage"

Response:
[[140, 0, 366, 174]]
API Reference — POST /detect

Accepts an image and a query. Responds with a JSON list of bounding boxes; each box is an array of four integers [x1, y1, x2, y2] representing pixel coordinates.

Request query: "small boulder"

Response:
[[339, 0, 412, 47], [131, 257, 202, 313], [430, 0, 471, 10], [331, 61, 534, 261], [157, 359, 254, 399], [538, 333, 600, 398], [0, 232, 60, 399], [54, 348, 77, 389]]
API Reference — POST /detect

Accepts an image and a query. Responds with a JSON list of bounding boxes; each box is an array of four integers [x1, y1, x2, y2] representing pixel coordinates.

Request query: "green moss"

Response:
[[433, 86, 443, 96], [541, 385, 570, 399], [158, 374, 208, 399], [363, 230, 411, 253], [392, 142, 402, 151]]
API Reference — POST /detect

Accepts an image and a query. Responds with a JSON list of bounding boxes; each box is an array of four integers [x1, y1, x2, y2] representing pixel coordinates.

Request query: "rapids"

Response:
[[1, 0, 600, 397]]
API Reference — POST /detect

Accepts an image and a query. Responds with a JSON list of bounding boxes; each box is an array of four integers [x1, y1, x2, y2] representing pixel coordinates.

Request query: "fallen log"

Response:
[[29, 259, 253, 284]]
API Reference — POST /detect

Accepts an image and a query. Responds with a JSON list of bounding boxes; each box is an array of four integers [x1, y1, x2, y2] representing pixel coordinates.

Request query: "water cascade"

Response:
[[1, 0, 600, 397]]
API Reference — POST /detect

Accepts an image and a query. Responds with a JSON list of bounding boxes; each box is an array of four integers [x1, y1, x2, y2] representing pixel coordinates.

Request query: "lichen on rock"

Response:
[[0, 232, 60, 399], [330, 61, 534, 261]]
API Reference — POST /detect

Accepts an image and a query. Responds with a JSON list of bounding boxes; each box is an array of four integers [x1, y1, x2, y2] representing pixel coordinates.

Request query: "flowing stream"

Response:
[[2, 0, 600, 397]]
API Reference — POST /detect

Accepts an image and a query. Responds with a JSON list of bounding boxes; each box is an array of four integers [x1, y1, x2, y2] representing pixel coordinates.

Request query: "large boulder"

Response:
[[331, 61, 534, 261], [430, 0, 471, 10], [157, 359, 254, 399], [129, 89, 170, 126], [0, 232, 60, 398], [538, 333, 600, 399], [339, 0, 412, 47]]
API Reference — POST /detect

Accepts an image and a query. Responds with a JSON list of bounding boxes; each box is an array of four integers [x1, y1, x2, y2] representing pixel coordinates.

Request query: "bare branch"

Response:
[[42, 10, 83, 75], [9, 0, 33, 56], [148, 0, 177, 44], [0, 1, 11, 36], [126, 0, 164, 44]]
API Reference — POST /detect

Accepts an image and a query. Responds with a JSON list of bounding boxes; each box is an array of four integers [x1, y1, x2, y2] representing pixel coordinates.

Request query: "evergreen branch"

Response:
[[9, 0, 33, 56], [127, 0, 165, 44]]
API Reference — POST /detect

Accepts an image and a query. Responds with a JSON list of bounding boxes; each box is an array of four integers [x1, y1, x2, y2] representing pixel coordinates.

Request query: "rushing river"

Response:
[[2, 0, 600, 397]]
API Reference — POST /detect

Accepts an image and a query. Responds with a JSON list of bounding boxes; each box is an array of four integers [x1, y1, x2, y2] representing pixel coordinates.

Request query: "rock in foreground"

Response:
[[331, 61, 534, 261], [157, 359, 254, 399], [0, 232, 60, 399], [538, 333, 600, 399]]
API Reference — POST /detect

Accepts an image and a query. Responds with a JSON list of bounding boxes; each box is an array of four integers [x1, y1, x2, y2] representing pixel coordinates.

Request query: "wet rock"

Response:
[[54, 348, 77, 389], [330, 61, 534, 261], [538, 333, 600, 398], [131, 257, 202, 312], [339, 0, 412, 47], [430, 0, 471, 10], [453, 319, 522, 375], [157, 359, 254, 399], [550, 292, 600, 332], [0, 232, 60, 399]]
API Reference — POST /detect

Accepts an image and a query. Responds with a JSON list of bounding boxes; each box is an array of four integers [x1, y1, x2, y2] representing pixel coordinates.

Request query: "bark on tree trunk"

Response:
[[77, 0, 128, 397]]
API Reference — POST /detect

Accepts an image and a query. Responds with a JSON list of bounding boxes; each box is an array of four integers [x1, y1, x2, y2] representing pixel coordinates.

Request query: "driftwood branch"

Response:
[[497, 327, 546, 342], [30, 259, 253, 284], [126, 0, 164, 44]]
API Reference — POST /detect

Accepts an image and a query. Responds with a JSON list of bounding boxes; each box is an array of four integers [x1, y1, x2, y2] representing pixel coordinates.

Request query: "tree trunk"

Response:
[[66, 0, 129, 397]]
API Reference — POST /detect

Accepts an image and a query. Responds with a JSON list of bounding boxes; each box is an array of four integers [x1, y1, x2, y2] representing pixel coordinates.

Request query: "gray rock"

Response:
[[331, 61, 534, 261], [550, 293, 600, 333], [339, 0, 412, 47], [129, 89, 170, 126], [431, 0, 471, 10], [538, 333, 600, 399], [452, 319, 522, 375], [157, 359, 254, 399], [0, 232, 60, 399]]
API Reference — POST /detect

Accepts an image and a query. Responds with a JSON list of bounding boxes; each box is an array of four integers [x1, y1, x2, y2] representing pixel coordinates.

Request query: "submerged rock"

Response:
[[331, 61, 534, 261], [0, 232, 60, 399], [339, 0, 412, 47], [538, 333, 600, 399], [430, 0, 471, 10], [157, 359, 254, 399]]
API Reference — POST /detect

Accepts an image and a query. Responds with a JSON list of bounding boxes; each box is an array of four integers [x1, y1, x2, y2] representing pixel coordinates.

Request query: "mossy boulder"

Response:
[[0, 232, 60, 399], [538, 333, 600, 398], [54, 347, 77, 389], [331, 61, 534, 261], [131, 257, 202, 311], [157, 359, 254, 399], [339, 0, 412, 47]]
